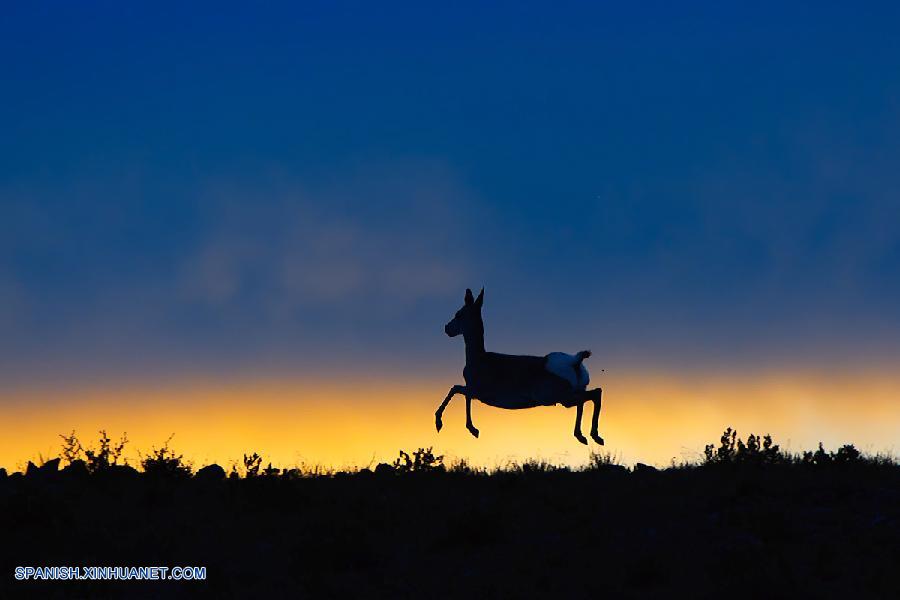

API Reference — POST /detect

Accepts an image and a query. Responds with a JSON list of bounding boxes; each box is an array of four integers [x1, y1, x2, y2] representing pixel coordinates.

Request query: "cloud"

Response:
[[0, 159, 493, 382], [181, 239, 252, 306], [179, 161, 477, 324]]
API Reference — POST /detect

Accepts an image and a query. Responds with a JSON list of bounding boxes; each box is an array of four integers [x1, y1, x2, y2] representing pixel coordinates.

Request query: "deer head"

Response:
[[444, 288, 484, 338]]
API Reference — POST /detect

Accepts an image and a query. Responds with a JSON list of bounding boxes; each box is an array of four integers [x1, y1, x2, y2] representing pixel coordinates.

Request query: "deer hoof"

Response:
[[592, 433, 605, 445], [467, 426, 479, 438], [575, 432, 588, 445], [435, 416, 443, 432]]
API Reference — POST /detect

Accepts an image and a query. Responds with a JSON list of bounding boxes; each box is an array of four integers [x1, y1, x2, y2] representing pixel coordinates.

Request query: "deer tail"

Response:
[[575, 350, 592, 364]]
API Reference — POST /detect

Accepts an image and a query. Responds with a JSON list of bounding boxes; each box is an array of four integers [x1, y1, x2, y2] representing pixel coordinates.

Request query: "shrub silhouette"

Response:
[[587, 449, 624, 470], [448, 458, 483, 475], [59, 429, 129, 473], [59, 430, 83, 465], [703, 427, 783, 466], [141, 434, 192, 478], [508, 458, 570, 473], [392, 447, 445, 473], [243, 452, 263, 477], [833, 443, 862, 464], [801, 442, 831, 466], [801, 442, 864, 466]]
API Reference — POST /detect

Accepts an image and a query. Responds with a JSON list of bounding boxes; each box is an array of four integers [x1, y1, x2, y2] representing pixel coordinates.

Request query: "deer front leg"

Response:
[[436, 385, 467, 432], [589, 387, 604, 445], [465, 396, 479, 438], [573, 401, 588, 445]]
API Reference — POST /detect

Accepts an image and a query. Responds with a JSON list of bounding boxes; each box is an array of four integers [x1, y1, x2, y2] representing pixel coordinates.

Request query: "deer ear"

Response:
[[465, 288, 474, 305], [475, 288, 484, 307]]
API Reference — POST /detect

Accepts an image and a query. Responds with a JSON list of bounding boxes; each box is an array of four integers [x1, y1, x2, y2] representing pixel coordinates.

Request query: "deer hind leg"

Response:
[[573, 401, 588, 445], [465, 395, 479, 438], [436, 385, 467, 432], [589, 387, 604, 445]]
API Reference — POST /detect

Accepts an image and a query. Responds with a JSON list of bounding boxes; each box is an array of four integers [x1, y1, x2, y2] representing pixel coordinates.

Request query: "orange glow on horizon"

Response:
[[1, 370, 898, 472]]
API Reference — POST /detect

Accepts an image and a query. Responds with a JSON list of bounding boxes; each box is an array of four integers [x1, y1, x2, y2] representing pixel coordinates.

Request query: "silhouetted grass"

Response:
[[0, 428, 897, 598], [19, 428, 896, 480]]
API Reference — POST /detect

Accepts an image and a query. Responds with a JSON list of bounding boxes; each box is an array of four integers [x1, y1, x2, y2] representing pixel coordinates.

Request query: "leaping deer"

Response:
[[436, 288, 604, 445]]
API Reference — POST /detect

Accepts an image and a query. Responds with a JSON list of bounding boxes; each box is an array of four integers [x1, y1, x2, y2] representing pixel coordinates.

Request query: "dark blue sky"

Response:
[[2, 2, 900, 383]]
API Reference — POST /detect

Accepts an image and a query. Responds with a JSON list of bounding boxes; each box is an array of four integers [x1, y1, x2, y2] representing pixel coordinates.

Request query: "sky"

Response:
[[1, 2, 899, 468]]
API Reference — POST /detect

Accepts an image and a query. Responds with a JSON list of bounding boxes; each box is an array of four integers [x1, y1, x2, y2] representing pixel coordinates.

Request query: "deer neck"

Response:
[[463, 325, 485, 364]]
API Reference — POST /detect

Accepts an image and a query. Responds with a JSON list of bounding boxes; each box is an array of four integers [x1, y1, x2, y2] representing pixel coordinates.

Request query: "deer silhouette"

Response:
[[437, 288, 604, 445]]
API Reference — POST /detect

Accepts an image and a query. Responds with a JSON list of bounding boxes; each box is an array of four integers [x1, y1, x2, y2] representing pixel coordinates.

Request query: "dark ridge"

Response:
[[0, 429, 897, 598]]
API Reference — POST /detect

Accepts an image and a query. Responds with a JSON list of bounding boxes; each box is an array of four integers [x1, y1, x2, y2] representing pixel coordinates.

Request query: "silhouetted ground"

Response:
[[0, 434, 898, 599]]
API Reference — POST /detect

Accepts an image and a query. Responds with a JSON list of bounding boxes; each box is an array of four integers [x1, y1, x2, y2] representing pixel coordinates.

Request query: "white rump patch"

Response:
[[544, 352, 590, 390]]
